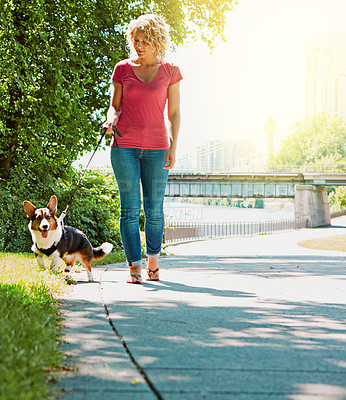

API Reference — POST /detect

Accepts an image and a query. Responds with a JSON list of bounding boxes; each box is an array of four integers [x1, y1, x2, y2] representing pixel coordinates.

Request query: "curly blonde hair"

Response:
[[126, 14, 171, 58]]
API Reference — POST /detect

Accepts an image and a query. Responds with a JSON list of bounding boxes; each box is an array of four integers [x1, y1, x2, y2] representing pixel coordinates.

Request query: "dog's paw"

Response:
[[87, 271, 94, 282]]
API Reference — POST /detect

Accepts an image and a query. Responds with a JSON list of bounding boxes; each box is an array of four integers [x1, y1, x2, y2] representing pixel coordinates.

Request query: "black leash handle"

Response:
[[112, 124, 123, 138], [111, 124, 123, 147]]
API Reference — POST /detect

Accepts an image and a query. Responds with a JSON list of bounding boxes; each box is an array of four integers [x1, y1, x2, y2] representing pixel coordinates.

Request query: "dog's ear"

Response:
[[23, 201, 36, 219], [47, 195, 58, 216]]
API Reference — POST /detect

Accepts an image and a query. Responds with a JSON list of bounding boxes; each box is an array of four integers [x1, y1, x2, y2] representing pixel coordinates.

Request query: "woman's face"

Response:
[[132, 30, 156, 59]]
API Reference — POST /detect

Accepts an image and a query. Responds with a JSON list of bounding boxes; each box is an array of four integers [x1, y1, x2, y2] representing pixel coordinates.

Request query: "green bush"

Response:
[[0, 168, 122, 253], [329, 186, 346, 212], [55, 170, 122, 249]]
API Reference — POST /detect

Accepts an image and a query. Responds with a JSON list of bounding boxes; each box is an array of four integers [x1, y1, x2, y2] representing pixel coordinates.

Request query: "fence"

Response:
[[163, 219, 309, 244]]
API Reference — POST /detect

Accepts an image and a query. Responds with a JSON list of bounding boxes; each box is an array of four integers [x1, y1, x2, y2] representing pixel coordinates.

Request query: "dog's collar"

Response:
[[36, 226, 64, 256], [36, 242, 59, 256]]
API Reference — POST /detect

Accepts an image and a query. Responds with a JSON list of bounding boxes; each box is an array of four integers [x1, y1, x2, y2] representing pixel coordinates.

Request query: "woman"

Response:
[[103, 14, 182, 283]]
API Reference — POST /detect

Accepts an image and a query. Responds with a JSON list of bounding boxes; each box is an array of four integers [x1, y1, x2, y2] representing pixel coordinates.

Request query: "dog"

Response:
[[23, 195, 113, 281]]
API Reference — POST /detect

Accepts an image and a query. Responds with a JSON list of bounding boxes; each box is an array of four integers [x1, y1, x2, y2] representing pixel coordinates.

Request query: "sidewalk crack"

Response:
[[98, 268, 163, 400]]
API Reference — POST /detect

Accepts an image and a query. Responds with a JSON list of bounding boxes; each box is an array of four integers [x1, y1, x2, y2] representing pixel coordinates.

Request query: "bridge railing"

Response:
[[171, 164, 346, 174], [164, 218, 309, 245]]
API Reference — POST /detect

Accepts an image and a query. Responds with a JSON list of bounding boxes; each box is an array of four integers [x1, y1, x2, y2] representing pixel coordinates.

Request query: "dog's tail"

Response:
[[93, 242, 113, 260]]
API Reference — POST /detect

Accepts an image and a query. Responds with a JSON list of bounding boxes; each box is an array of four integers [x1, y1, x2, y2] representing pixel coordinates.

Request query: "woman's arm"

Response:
[[164, 81, 181, 169], [102, 82, 122, 134]]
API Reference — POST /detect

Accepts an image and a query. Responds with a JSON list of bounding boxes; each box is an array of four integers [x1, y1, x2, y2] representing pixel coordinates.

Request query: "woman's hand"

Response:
[[102, 121, 113, 135], [102, 113, 119, 134], [163, 146, 176, 170]]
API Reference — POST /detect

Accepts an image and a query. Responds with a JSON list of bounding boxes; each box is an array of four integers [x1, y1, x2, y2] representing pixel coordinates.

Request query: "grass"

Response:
[[0, 242, 161, 400], [92, 248, 126, 266], [0, 252, 68, 400], [0, 252, 69, 295], [298, 234, 346, 252], [0, 249, 127, 399]]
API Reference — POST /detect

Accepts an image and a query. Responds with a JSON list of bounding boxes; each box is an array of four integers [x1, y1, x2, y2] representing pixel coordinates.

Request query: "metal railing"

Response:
[[171, 164, 346, 175], [164, 218, 308, 244]]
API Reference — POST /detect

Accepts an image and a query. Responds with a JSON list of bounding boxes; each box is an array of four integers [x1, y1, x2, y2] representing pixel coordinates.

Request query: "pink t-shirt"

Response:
[[111, 59, 182, 150]]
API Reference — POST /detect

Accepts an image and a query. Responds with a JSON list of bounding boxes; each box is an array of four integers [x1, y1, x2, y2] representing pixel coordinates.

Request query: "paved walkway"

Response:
[[55, 217, 346, 400]]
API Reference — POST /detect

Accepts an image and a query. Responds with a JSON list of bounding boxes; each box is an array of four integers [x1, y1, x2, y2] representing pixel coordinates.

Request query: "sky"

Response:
[[79, 0, 346, 169]]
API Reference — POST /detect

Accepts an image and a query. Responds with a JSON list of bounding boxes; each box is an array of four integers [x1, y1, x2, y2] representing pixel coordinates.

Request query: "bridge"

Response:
[[166, 172, 346, 198], [166, 171, 346, 228]]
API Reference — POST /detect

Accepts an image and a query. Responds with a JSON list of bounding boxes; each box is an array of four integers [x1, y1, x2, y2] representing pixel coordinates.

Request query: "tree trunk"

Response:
[[0, 87, 22, 181], [0, 4, 25, 182]]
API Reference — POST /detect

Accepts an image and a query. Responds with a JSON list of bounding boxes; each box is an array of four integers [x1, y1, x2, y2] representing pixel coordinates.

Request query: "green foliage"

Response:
[[92, 249, 126, 266], [152, 0, 236, 47], [0, 0, 235, 251], [329, 186, 346, 211], [0, 169, 122, 252], [269, 113, 346, 168], [269, 112, 346, 211], [56, 169, 122, 248], [0, 0, 236, 182]]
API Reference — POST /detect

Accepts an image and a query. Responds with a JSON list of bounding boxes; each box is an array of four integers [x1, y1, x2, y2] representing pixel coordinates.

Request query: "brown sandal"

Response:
[[127, 266, 142, 284], [127, 274, 142, 284], [146, 267, 159, 281]]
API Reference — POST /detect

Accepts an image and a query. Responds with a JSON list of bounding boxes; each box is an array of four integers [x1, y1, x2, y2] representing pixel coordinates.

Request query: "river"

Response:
[[164, 200, 294, 224]]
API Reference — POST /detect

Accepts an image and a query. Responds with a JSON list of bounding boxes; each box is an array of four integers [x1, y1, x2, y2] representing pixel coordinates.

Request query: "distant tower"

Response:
[[306, 32, 346, 115], [265, 116, 276, 160]]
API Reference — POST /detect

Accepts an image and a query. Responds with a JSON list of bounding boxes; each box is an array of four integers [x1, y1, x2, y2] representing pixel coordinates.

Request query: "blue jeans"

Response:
[[110, 146, 169, 266]]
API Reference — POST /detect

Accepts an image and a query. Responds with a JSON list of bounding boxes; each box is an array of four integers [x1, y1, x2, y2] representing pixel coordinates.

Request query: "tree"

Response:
[[0, 0, 236, 251], [0, 0, 236, 183], [268, 112, 346, 213], [329, 186, 346, 212], [268, 113, 346, 169]]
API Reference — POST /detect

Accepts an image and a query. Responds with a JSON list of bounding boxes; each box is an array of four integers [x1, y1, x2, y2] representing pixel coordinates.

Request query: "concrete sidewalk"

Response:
[[55, 218, 346, 400]]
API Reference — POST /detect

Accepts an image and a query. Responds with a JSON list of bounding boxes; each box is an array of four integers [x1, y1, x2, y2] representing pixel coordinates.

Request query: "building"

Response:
[[196, 139, 256, 173], [173, 152, 194, 172], [306, 31, 346, 116]]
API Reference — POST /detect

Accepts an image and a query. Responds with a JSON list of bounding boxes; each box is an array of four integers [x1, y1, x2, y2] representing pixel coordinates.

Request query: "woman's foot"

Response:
[[146, 258, 159, 281], [127, 266, 142, 284]]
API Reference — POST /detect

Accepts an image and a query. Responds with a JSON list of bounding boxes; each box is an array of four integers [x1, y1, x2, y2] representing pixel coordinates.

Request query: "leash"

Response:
[[59, 124, 122, 222]]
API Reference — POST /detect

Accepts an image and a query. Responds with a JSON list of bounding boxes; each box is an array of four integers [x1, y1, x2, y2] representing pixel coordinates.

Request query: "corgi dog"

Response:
[[23, 195, 113, 281]]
